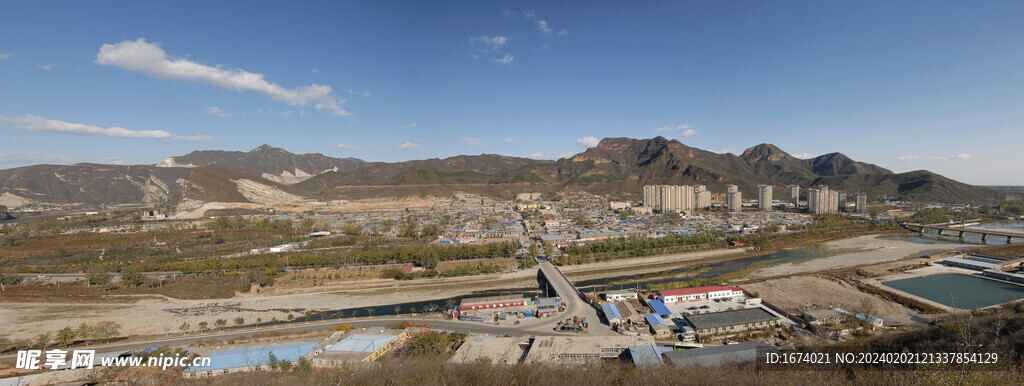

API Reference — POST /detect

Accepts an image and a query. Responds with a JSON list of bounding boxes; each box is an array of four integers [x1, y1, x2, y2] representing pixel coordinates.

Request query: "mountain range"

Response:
[[0, 137, 1018, 211]]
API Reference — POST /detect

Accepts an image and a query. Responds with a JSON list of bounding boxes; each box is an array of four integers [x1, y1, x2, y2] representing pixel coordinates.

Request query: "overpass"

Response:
[[900, 222, 1024, 243], [537, 260, 616, 336]]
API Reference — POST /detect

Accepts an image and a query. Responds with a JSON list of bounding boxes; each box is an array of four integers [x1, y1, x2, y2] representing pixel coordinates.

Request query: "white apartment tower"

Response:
[[808, 186, 840, 215], [726, 185, 742, 212], [856, 193, 867, 214], [642, 185, 696, 214], [789, 185, 800, 205], [758, 185, 773, 212], [694, 185, 712, 210]]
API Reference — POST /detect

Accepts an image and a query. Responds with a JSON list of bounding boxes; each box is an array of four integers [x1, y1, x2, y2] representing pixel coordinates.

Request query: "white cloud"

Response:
[[36, 64, 53, 71], [0, 53, 11, 60], [0, 152, 133, 166], [523, 9, 536, 19], [470, 35, 509, 51], [280, 110, 293, 117], [529, 151, 573, 160], [713, 149, 738, 155], [398, 142, 420, 150], [348, 87, 372, 97], [792, 153, 813, 159], [653, 124, 691, 133], [0, 114, 211, 141], [0, 152, 76, 164], [206, 106, 231, 117], [96, 38, 351, 116], [536, 20, 553, 35], [462, 137, 484, 146], [502, 137, 520, 144], [334, 143, 362, 150], [377, 147, 392, 152], [398, 122, 418, 129], [494, 54, 514, 65], [576, 136, 601, 148], [557, 30, 569, 36], [897, 154, 976, 161]]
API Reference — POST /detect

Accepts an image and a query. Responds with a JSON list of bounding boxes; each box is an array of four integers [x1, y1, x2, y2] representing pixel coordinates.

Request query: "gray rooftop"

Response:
[[664, 341, 776, 367], [684, 308, 777, 330]]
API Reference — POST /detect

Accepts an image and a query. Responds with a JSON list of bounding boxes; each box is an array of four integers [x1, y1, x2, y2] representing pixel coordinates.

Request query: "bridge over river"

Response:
[[900, 221, 1024, 243]]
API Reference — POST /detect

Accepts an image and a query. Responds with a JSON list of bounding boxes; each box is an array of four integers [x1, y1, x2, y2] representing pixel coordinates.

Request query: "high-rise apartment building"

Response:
[[789, 185, 800, 205], [758, 185, 773, 212], [642, 185, 695, 214], [726, 185, 742, 212], [856, 193, 867, 214], [694, 185, 712, 210], [808, 186, 840, 215]]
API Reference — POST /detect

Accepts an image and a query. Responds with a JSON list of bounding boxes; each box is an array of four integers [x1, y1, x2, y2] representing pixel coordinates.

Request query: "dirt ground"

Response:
[[743, 275, 923, 326], [747, 235, 973, 279]]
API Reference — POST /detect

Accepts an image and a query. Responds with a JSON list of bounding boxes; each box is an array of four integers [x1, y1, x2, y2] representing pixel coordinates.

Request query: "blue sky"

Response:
[[2, 1, 1023, 184]]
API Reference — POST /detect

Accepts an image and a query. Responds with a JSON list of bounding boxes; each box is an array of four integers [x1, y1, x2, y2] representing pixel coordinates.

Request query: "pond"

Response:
[[883, 273, 1024, 309]]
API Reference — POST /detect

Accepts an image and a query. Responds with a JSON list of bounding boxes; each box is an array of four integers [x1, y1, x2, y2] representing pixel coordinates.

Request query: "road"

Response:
[[1, 262, 617, 362], [0, 316, 567, 362], [536, 260, 616, 336]]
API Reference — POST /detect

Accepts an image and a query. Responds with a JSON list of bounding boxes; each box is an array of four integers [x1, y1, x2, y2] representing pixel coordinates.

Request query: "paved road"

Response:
[[0, 317, 565, 362], [537, 260, 616, 336]]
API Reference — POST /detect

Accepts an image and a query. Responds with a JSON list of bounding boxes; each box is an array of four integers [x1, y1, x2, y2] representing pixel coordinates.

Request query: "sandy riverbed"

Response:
[[747, 235, 972, 279], [0, 248, 747, 339]]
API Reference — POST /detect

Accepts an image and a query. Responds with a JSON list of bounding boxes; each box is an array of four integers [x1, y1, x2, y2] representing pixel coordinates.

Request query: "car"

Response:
[[687, 306, 697, 310], [700, 305, 710, 309]]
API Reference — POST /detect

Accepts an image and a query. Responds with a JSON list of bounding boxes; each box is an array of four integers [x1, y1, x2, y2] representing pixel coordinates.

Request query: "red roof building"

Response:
[[657, 285, 744, 303]]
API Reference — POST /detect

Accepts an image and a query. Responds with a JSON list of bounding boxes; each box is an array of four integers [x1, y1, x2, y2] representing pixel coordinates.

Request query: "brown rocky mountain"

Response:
[[157, 144, 365, 184], [0, 137, 1016, 207], [0, 164, 191, 207]]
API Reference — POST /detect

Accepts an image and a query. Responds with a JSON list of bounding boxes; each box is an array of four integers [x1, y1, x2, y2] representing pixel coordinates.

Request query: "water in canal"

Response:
[[883, 273, 1024, 309]]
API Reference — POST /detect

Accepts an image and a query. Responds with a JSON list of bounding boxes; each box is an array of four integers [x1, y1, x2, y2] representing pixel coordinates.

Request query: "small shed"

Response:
[[602, 303, 623, 325], [647, 299, 672, 317]]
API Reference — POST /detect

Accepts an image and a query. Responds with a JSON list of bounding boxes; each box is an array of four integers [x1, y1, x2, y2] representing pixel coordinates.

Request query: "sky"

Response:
[[2, 1, 1024, 185]]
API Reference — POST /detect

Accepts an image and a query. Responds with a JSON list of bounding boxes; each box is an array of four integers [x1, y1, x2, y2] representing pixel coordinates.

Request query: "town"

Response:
[[3, 181, 1024, 383]]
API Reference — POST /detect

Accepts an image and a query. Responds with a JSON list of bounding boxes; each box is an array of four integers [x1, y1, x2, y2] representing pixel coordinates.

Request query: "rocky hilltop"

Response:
[[0, 137, 1017, 207]]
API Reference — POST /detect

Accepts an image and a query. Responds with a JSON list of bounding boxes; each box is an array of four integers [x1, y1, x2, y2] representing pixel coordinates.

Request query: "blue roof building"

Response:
[[647, 299, 672, 317], [184, 342, 317, 377], [602, 303, 623, 324]]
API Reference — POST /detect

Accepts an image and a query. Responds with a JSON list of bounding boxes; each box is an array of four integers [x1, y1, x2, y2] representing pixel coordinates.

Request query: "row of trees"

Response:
[[564, 233, 720, 258], [53, 321, 123, 346], [351, 241, 520, 269], [204, 216, 294, 231]]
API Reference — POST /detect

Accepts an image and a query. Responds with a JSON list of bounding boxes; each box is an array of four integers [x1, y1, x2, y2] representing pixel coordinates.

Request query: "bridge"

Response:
[[900, 222, 1024, 243], [537, 260, 616, 336]]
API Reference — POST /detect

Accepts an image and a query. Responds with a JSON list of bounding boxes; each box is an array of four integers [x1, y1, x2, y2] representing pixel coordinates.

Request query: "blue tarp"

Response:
[[602, 303, 623, 321], [185, 342, 317, 372], [647, 299, 672, 317], [645, 313, 667, 326]]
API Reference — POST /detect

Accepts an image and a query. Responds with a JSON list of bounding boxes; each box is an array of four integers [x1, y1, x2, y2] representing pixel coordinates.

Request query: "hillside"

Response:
[[157, 144, 365, 185], [0, 137, 1017, 206], [0, 164, 191, 207], [176, 167, 308, 212]]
